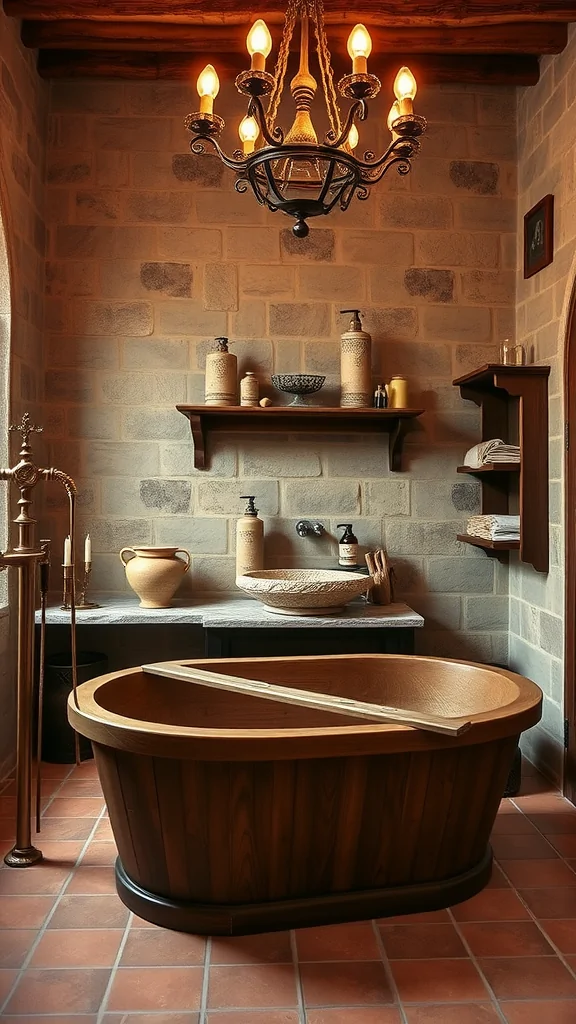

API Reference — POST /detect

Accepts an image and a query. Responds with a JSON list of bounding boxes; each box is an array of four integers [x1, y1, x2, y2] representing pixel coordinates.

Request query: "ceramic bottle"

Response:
[[119, 546, 191, 608], [236, 496, 264, 578], [340, 309, 372, 407], [337, 524, 359, 567], [387, 375, 409, 409], [240, 371, 259, 407], [205, 337, 237, 406]]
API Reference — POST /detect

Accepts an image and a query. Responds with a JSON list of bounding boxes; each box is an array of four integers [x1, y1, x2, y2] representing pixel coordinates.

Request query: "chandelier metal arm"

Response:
[[189, 136, 248, 174], [354, 136, 420, 174], [325, 98, 366, 148], [248, 94, 285, 146]]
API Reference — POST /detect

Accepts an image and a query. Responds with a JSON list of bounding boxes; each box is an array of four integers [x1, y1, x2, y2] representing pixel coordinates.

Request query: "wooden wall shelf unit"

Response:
[[452, 364, 550, 573], [176, 405, 424, 473]]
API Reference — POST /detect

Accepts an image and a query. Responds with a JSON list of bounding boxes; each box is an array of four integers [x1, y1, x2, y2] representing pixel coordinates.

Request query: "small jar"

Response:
[[387, 375, 409, 409], [240, 371, 259, 407]]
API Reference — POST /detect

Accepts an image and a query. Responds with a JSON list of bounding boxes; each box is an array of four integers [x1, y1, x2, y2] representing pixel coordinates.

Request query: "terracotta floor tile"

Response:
[[500, 1002, 576, 1024], [30, 928, 124, 967], [451, 889, 530, 922], [67, 865, 117, 893], [514, 794, 575, 814], [492, 814, 541, 835], [70, 760, 98, 776], [0, 819, 17, 840], [498, 859, 576, 887], [379, 922, 466, 959], [391, 958, 488, 1002], [58, 780, 104, 799], [0, 863, 70, 895], [31, 817, 97, 841], [520, 887, 576, 918], [491, 832, 558, 860], [528, 812, 576, 834], [2, 1017, 98, 1024], [478, 955, 576, 999], [93, 819, 115, 841], [0, 968, 18, 1000], [121, 929, 206, 966], [81, 842, 118, 866], [208, 963, 298, 1009], [49, 894, 129, 929], [106, 967, 203, 1011], [404, 1007, 502, 1024], [5, 967, 110, 1013], [104, 1016, 199, 1024], [459, 921, 555, 957], [485, 864, 510, 889], [550, 834, 576, 857], [295, 922, 381, 961], [306, 1011, 402, 1023], [0, 928, 36, 967], [378, 910, 450, 925], [205, 1014, 299, 1024], [299, 960, 393, 1006], [44, 797, 105, 818], [32, 841, 84, 866], [41, 763, 75, 778], [541, 919, 576, 953], [0, 894, 54, 928], [211, 931, 292, 965]]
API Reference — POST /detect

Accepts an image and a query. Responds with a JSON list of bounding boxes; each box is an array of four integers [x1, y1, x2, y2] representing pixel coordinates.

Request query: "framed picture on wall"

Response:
[[524, 194, 554, 278]]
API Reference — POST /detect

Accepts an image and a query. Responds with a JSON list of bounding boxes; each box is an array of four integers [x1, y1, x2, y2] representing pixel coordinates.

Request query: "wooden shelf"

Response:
[[457, 534, 520, 557], [176, 405, 424, 472], [453, 363, 550, 573], [457, 464, 520, 474]]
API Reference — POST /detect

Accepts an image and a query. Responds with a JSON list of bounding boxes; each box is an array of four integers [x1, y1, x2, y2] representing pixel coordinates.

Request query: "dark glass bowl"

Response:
[[271, 373, 326, 406]]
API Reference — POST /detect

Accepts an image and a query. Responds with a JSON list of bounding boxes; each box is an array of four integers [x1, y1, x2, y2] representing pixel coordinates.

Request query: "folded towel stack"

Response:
[[463, 439, 520, 468], [466, 514, 520, 542]]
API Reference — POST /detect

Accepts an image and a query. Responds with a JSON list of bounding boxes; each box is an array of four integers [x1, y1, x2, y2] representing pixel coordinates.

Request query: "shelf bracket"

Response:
[[388, 419, 404, 473], [188, 414, 206, 471]]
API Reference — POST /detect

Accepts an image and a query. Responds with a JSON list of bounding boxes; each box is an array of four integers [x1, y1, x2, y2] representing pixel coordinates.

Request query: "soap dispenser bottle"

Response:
[[337, 524, 359, 568], [340, 309, 372, 408], [205, 337, 238, 407], [236, 496, 264, 578]]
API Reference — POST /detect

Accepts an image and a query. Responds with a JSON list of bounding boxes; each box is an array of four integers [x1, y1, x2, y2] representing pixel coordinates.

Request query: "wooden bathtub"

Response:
[[68, 654, 542, 935]]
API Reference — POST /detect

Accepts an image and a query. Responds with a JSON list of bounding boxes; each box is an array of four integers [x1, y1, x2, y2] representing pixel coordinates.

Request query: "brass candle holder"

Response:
[[61, 561, 100, 610]]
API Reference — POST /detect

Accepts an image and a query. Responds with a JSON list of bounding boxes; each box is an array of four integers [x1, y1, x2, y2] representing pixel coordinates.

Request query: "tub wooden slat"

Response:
[[229, 762, 260, 903], [206, 762, 232, 901], [410, 749, 461, 883], [366, 753, 413, 888], [120, 751, 172, 898], [386, 751, 432, 886], [93, 745, 139, 880], [289, 757, 344, 897], [267, 760, 297, 900], [330, 755, 369, 891], [456, 737, 519, 871], [181, 761, 212, 901], [153, 757, 193, 900]]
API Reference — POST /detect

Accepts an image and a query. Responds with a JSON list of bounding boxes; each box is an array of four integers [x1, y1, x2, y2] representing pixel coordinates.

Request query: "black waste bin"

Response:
[[41, 651, 108, 763]]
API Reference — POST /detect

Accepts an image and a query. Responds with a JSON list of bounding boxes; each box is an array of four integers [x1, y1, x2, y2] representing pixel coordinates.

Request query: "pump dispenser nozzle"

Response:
[[215, 336, 230, 352], [340, 309, 363, 331], [240, 495, 258, 516]]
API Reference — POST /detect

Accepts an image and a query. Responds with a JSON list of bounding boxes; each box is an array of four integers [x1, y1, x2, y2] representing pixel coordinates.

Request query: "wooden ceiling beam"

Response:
[[36, 49, 540, 86], [21, 19, 568, 54], [8, 0, 576, 26]]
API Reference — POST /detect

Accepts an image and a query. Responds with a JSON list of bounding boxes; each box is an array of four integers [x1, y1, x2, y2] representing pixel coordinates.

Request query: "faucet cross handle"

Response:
[[9, 413, 43, 455]]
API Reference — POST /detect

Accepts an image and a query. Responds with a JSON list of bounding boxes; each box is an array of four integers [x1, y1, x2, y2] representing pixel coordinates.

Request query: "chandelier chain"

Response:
[[266, 0, 299, 130], [311, 0, 342, 138]]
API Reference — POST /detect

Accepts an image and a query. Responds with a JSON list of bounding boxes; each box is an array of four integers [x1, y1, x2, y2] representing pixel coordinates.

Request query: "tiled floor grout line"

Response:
[[371, 918, 410, 1024], [447, 909, 509, 1023], [95, 909, 134, 1023], [198, 934, 212, 1024], [0, 799, 108, 1016], [290, 928, 307, 1024]]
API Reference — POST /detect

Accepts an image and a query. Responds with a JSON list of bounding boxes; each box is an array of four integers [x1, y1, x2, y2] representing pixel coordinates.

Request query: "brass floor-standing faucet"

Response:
[[0, 414, 78, 867]]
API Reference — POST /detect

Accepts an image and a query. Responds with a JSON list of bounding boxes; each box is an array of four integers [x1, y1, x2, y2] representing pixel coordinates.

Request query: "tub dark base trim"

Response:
[[115, 846, 493, 936]]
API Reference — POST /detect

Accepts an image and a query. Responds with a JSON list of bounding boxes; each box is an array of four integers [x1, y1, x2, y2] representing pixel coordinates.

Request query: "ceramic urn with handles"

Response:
[[119, 546, 191, 608]]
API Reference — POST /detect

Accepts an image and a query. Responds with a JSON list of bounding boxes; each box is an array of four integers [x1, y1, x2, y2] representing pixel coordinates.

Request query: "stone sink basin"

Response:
[[235, 568, 372, 616]]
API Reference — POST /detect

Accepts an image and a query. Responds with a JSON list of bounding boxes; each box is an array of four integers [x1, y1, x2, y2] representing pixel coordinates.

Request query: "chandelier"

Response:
[[185, 0, 426, 237]]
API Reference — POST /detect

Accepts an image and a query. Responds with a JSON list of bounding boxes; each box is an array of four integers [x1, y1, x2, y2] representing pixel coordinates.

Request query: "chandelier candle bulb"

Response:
[[347, 23, 372, 75], [394, 66, 417, 116], [388, 100, 401, 141], [197, 64, 219, 115], [239, 114, 259, 155], [340, 309, 372, 408], [247, 19, 273, 72], [205, 337, 237, 407], [347, 123, 359, 150]]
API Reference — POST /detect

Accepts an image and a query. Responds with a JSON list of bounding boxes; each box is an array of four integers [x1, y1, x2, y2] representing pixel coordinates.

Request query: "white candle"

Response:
[[85, 533, 92, 563], [63, 535, 72, 566]]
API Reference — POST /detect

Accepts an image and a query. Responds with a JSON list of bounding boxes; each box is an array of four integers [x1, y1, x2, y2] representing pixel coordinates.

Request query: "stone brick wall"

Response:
[[43, 77, 517, 662], [512, 25, 576, 781]]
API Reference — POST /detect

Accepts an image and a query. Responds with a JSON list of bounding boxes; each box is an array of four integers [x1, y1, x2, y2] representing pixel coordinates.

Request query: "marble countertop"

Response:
[[36, 594, 424, 629]]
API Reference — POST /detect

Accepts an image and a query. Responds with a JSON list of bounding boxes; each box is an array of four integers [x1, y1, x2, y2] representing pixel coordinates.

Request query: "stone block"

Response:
[[154, 516, 228, 554], [412, 479, 479, 519], [230, 301, 267, 340], [82, 518, 153, 553], [543, 81, 566, 136], [122, 408, 189, 441], [241, 441, 321, 478], [198, 480, 279, 516], [426, 556, 494, 593], [51, 81, 122, 114], [344, 231, 414, 266], [509, 634, 551, 692], [126, 81, 192, 115], [45, 369, 94, 404], [273, 339, 302, 373], [196, 191, 265, 225], [49, 113, 87, 150], [56, 226, 158, 260], [204, 263, 238, 311], [449, 160, 499, 195], [72, 301, 153, 337], [363, 480, 410, 516], [421, 305, 492, 343], [85, 441, 160, 478], [405, 269, 455, 304], [298, 265, 365, 302], [468, 127, 516, 161], [405, 594, 462, 630], [160, 440, 236, 477], [453, 343, 499, 377], [526, 289, 554, 331], [47, 154, 92, 184], [46, 261, 98, 298], [364, 306, 418, 342], [239, 265, 295, 298], [368, 268, 407, 305], [385, 520, 467, 556], [88, 552, 130, 593], [263, 518, 335, 561], [156, 300, 226, 337], [93, 116, 172, 151], [122, 336, 190, 370], [416, 231, 498, 268], [125, 190, 193, 224], [381, 342, 452, 379], [303, 340, 339, 376], [170, 153, 224, 189], [47, 335, 119, 371], [101, 371, 186, 405], [461, 270, 515, 305], [75, 190, 121, 223], [283, 480, 359, 516], [477, 92, 515, 126], [96, 152, 130, 187], [190, 557, 237, 593], [226, 227, 280, 263], [540, 611, 563, 660], [464, 595, 509, 631], [418, 91, 476, 124], [67, 407, 120, 441], [323, 440, 390, 478], [157, 226, 221, 260], [270, 302, 331, 338], [380, 195, 452, 230], [550, 480, 562, 526], [281, 228, 334, 262], [141, 479, 192, 515], [420, 123, 468, 160], [389, 557, 425, 596], [140, 262, 192, 298], [454, 198, 516, 231]]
